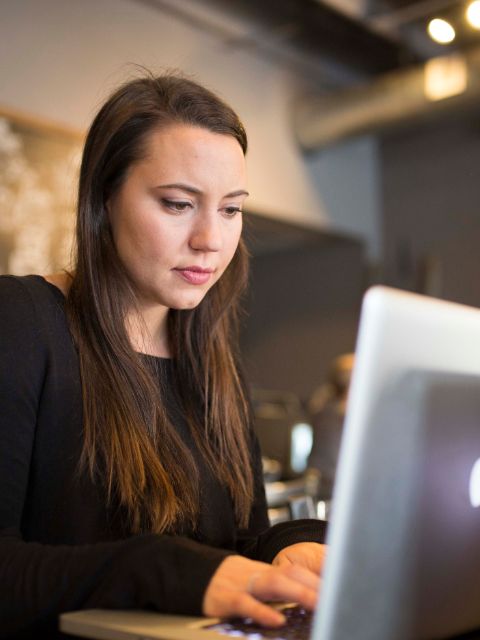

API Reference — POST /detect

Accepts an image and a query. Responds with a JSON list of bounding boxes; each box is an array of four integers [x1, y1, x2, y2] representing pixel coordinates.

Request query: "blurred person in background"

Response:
[[307, 353, 355, 501], [0, 72, 326, 639]]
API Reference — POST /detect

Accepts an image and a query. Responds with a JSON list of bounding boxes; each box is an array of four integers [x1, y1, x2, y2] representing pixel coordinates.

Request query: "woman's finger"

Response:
[[248, 567, 319, 610], [205, 586, 286, 626], [225, 592, 287, 627], [282, 562, 321, 591], [272, 542, 327, 575]]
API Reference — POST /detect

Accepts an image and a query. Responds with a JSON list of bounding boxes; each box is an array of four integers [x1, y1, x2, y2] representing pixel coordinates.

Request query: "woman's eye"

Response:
[[223, 206, 242, 218], [162, 199, 192, 213]]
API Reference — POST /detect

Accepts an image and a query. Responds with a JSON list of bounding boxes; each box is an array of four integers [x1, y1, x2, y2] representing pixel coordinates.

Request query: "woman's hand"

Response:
[[202, 554, 320, 627], [272, 542, 327, 576]]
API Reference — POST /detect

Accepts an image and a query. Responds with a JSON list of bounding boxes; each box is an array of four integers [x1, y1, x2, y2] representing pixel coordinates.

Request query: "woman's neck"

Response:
[[45, 272, 171, 358], [125, 304, 171, 358], [43, 272, 171, 358]]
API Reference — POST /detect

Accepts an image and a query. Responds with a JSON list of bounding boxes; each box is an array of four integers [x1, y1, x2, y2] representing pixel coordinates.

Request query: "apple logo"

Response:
[[469, 458, 480, 508]]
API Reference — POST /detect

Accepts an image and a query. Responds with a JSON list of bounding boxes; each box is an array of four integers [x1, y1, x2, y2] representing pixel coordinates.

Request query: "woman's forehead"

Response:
[[135, 124, 247, 190]]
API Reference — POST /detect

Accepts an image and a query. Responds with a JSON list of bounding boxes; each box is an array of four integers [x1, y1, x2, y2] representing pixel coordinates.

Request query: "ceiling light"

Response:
[[466, 0, 480, 29], [428, 18, 456, 44], [424, 54, 467, 101]]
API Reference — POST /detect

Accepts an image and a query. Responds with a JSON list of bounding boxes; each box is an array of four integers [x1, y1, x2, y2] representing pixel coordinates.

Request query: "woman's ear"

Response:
[[104, 196, 113, 225], [101, 198, 114, 237]]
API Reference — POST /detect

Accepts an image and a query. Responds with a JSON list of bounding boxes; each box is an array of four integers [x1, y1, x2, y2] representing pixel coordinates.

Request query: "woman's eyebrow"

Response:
[[155, 183, 249, 198], [155, 182, 201, 194], [225, 189, 249, 198]]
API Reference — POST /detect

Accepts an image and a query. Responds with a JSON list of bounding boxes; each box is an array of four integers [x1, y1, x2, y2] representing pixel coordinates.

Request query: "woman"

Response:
[[0, 73, 326, 638]]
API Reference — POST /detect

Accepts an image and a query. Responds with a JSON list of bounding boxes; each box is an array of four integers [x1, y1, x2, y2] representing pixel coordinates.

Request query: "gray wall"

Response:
[[380, 114, 480, 307], [241, 223, 366, 400]]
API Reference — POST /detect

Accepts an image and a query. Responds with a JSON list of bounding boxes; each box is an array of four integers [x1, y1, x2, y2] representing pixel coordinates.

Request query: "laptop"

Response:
[[60, 286, 480, 640]]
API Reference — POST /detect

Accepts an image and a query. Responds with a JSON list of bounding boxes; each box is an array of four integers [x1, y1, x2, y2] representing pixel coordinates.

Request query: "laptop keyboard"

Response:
[[203, 604, 313, 639]]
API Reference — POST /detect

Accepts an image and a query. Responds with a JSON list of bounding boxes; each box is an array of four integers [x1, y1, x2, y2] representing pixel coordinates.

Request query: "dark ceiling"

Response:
[[203, 0, 480, 79], [206, 0, 418, 75]]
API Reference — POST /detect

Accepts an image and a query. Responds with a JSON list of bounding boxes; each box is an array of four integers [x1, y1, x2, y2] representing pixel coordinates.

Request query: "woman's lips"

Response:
[[174, 267, 214, 285]]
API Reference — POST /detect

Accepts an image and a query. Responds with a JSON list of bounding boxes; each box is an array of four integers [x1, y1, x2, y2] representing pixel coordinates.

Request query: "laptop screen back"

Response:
[[314, 287, 480, 640]]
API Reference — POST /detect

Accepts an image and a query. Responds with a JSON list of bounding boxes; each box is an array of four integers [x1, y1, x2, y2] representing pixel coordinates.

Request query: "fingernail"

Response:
[[275, 612, 286, 625]]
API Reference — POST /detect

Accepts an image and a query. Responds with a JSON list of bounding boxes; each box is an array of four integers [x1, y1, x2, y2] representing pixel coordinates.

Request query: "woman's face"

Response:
[[108, 124, 247, 314]]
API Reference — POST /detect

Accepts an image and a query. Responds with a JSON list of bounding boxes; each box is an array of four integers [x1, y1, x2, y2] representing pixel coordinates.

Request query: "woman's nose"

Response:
[[189, 212, 222, 252]]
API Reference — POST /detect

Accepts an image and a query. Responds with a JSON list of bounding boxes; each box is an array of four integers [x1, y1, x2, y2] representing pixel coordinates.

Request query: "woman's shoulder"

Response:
[[42, 272, 70, 297], [0, 274, 75, 376], [0, 273, 66, 303], [0, 274, 66, 336]]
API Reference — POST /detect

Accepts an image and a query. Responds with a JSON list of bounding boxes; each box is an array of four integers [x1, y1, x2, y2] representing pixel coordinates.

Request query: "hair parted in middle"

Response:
[[66, 72, 254, 534]]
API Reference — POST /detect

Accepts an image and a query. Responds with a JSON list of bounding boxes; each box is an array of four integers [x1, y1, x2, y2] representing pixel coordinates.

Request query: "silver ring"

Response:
[[246, 571, 262, 595]]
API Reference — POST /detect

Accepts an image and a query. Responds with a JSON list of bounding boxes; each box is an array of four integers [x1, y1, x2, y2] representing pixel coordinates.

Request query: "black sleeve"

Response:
[[0, 277, 231, 638], [0, 531, 231, 637], [235, 429, 327, 562]]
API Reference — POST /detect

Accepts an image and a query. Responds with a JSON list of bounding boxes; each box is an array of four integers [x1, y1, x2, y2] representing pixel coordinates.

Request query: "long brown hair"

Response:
[[66, 73, 254, 534]]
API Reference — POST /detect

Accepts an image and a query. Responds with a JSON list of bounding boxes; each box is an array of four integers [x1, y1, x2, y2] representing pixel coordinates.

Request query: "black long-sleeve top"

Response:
[[0, 275, 326, 639]]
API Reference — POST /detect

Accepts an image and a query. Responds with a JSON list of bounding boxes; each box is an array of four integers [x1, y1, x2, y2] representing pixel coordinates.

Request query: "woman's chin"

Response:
[[169, 293, 207, 311]]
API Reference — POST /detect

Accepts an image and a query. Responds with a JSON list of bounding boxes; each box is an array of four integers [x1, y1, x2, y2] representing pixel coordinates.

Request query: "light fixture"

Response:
[[466, 0, 480, 29], [290, 422, 313, 474], [428, 18, 456, 44], [424, 54, 467, 101]]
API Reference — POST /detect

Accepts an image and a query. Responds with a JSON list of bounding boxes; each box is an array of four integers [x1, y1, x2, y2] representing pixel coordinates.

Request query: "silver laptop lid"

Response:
[[314, 286, 480, 640]]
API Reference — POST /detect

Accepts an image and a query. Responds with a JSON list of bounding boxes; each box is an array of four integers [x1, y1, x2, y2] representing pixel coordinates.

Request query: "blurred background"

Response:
[[1, 0, 480, 521]]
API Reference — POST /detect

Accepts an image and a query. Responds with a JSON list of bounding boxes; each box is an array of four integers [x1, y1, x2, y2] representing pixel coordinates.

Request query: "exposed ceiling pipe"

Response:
[[294, 45, 480, 151]]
